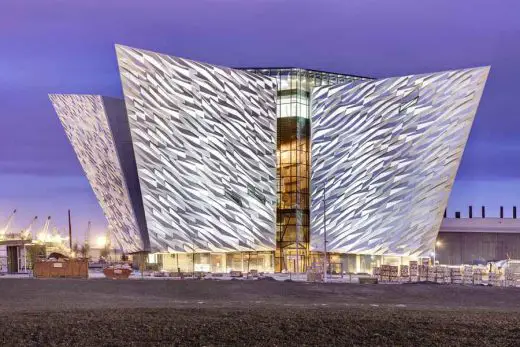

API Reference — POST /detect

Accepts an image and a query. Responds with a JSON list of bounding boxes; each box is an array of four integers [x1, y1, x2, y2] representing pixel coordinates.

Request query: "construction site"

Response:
[[3, 206, 520, 288], [0, 209, 119, 276]]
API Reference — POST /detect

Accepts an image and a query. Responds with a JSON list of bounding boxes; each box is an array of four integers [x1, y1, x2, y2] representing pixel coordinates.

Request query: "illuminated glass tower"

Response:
[[247, 69, 369, 272]]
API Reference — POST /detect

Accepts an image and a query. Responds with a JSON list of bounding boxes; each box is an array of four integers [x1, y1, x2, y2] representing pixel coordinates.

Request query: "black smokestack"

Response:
[[482, 206, 486, 218], [514, 206, 517, 219], [455, 211, 461, 219], [500, 206, 504, 219], [469, 205, 473, 218]]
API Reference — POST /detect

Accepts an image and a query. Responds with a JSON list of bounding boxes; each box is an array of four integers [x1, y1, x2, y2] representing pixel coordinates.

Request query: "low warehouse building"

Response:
[[437, 210, 520, 265]]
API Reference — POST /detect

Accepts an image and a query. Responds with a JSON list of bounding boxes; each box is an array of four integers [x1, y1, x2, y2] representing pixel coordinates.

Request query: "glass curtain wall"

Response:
[[248, 68, 367, 272]]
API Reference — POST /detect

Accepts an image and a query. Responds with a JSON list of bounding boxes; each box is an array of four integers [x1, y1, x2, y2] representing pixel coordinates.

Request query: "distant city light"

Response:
[[96, 235, 107, 248]]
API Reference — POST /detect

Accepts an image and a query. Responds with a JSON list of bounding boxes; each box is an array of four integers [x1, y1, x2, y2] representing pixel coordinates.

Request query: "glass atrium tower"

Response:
[[248, 69, 369, 272]]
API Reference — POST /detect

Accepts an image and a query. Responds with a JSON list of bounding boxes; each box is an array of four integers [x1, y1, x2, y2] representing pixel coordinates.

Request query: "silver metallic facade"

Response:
[[116, 46, 278, 252], [50, 44, 490, 261], [49, 94, 147, 253], [310, 67, 490, 257]]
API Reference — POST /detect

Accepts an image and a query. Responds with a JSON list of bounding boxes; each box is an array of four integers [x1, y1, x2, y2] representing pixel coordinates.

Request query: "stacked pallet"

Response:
[[380, 265, 391, 283], [505, 268, 515, 287], [451, 267, 463, 284], [431, 266, 439, 283], [373, 266, 380, 277], [418, 265, 428, 282], [427, 266, 436, 282], [488, 272, 500, 286], [389, 265, 399, 282], [435, 266, 448, 284], [409, 261, 418, 282], [442, 266, 452, 284], [463, 265, 474, 285], [473, 268, 483, 285], [400, 265, 409, 283]]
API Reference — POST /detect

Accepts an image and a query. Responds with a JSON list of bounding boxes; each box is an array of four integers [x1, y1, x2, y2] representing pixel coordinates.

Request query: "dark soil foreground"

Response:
[[0, 279, 520, 346]]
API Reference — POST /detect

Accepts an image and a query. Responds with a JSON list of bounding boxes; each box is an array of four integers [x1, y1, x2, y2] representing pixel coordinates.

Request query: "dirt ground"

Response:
[[0, 278, 520, 346]]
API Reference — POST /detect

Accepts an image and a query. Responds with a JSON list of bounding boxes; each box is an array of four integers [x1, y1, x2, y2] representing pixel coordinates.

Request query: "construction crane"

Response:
[[37, 216, 51, 242], [21, 216, 38, 240], [1, 209, 17, 235], [85, 221, 91, 246], [20, 215, 37, 272]]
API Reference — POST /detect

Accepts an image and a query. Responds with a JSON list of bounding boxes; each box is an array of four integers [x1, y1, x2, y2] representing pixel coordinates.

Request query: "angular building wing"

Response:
[[49, 95, 148, 253], [310, 67, 489, 257], [116, 46, 278, 252]]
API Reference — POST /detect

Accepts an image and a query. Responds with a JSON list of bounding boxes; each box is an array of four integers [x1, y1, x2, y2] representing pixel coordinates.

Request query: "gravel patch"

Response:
[[0, 279, 519, 345]]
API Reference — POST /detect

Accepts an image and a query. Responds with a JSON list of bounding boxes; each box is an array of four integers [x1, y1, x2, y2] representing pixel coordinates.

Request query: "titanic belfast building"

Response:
[[50, 45, 489, 273]]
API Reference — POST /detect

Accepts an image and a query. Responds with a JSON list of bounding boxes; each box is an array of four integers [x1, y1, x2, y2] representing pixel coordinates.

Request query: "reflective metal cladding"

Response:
[[310, 67, 490, 257], [50, 45, 489, 260], [116, 45, 278, 253], [49, 95, 148, 253]]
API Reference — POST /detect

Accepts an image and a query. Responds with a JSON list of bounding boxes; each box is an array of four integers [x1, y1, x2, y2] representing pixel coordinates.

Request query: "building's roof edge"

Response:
[[238, 67, 374, 80]]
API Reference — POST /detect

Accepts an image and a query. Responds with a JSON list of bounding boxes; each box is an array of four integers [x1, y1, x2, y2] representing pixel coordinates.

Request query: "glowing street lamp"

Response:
[[433, 240, 443, 265]]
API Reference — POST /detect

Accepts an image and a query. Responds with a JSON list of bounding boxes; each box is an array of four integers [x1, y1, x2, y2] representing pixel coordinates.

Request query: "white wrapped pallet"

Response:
[[473, 268, 483, 285], [409, 261, 418, 277], [443, 266, 452, 284], [427, 266, 436, 282], [400, 265, 409, 283], [489, 272, 500, 286], [390, 265, 399, 283], [505, 268, 515, 287], [435, 266, 447, 284], [419, 265, 428, 282], [380, 265, 391, 283], [463, 265, 474, 285], [451, 267, 463, 284], [409, 261, 418, 282], [373, 266, 380, 277]]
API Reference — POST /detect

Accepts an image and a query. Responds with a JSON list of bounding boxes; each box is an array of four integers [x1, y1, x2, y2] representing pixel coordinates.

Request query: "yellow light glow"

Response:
[[36, 232, 64, 244], [96, 236, 107, 248], [436, 241, 442, 247]]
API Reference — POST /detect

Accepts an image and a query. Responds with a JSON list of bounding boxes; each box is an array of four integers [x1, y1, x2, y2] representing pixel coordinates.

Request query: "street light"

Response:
[[433, 240, 442, 265]]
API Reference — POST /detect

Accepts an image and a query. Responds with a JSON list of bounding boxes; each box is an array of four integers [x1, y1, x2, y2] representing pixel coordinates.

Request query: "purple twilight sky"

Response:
[[1, 0, 520, 242]]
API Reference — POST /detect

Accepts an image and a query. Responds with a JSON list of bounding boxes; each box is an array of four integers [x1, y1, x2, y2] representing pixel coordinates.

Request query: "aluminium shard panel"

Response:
[[310, 67, 489, 257], [50, 94, 147, 253], [116, 45, 277, 252]]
